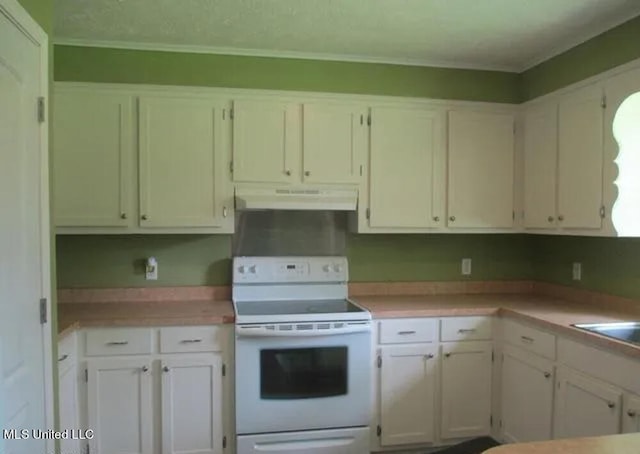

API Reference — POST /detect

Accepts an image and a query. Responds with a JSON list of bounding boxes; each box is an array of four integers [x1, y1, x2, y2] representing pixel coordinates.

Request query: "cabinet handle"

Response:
[[457, 329, 476, 333], [558, 215, 564, 221], [285, 170, 291, 176], [304, 170, 311, 177], [141, 214, 148, 221], [449, 216, 456, 222], [180, 339, 203, 343], [58, 354, 69, 362], [547, 216, 554, 223], [444, 353, 451, 358], [608, 402, 616, 409], [120, 213, 127, 220], [628, 410, 637, 417], [223, 207, 228, 218], [141, 366, 149, 372], [544, 372, 551, 379], [520, 335, 534, 343], [397, 330, 416, 335], [163, 366, 170, 373], [106, 341, 129, 346], [426, 354, 434, 359], [433, 216, 440, 222]]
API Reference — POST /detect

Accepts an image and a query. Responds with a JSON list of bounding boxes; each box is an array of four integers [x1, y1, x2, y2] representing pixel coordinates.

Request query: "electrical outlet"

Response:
[[572, 262, 582, 281], [461, 258, 472, 276], [146, 257, 158, 280]]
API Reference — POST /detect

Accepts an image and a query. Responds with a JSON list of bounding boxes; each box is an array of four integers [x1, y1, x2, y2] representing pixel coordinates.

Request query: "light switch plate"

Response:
[[462, 258, 472, 276]]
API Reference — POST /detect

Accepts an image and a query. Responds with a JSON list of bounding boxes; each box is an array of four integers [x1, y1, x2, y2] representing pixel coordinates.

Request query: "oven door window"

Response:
[[260, 346, 348, 399]]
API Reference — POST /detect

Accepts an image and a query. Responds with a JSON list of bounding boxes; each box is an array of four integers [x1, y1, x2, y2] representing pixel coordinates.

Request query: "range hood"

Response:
[[235, 186, 358, 211]]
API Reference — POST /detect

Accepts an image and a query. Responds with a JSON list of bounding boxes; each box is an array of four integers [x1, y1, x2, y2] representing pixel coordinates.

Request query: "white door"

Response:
[[58, 360, 80, 454], [523, 103, 558, 229], [88, 359, 153, 454], [302, 103, 365, 184], [161, 356, 223, 454], [501, 346, 554, 443], [0, 5, 50, 454], [369, 107, 445, 228], [139, 96, 229, 228], [232, 99, 299, 183], [53, 90, 133, 227], [557, 84, 605, 229], [379, 345, 437, 446], [623, 394, 640, 433], [554, 366, 622, 439], [441, 342, 492, 439], [448, 111, 515, 228]]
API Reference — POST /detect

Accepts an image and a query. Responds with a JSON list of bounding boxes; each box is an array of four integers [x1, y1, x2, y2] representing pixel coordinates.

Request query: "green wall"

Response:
[[54, 45, 520, 103], [17, 0, 52, 32]]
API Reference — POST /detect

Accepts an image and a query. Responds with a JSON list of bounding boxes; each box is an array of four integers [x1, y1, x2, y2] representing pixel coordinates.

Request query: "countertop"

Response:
[[483, 433, 640, 454]]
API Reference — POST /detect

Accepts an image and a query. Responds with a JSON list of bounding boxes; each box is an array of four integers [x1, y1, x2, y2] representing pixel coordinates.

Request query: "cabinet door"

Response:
[[379, 344, 437, 446], [558, 84, 605, 229], [53, 91, 133, 227], [369, 107, 445, 228], [139, 96, 229, 228], [554, 366, 622, 439], [59, 363, 80, 454], [161, 356, 224, 454], [232, 99, 299, 183], [523, 103, 558, 229], [88, 359, 153, 454], [623, 394, 640, 434], [441, 342, 492, 439], [501, 346, 554, 443], [448, 111, 515, 228], [302, 103, 365, 184]]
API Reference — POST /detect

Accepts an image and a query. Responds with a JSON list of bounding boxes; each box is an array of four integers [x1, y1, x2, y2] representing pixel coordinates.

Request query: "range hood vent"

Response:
[[235, 186, 358, 211]]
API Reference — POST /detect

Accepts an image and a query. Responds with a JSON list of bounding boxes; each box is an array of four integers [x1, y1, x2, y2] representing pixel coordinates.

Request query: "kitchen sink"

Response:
[[572, 322, 640, 345]]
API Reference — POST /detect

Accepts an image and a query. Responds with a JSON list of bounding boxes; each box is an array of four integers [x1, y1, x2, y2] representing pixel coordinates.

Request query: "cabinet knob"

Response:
[[544, 372, 551, 379], [433, 216, 440, 222], [558, 215, 564, 221], [449, 216, 456, 222], [120, 213, 127, 220], [141, 365, 149, 372], [426, 354, 434, 359], [58, 354, 69, 362], [163, 366, 170, 373], [285, 170, 291, 176], [141, 214, 148, 221], [547, 216, 554, 223], [628, 410, 637, 417], [607, 402, 615, 409], [304, 171, 311, 177], [444, 353, 451, 358]]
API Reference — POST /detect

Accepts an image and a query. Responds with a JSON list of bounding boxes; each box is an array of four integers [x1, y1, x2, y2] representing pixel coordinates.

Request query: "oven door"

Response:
[[235, 322, 372, 434]]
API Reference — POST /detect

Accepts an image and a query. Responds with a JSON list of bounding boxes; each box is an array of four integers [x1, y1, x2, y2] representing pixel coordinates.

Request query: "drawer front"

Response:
[[160, 326, 223, 353], [503, 319, 556, 359], [85, 328, 154, 356], [440, 316, 493, 342], [379, 318, 438, 344]]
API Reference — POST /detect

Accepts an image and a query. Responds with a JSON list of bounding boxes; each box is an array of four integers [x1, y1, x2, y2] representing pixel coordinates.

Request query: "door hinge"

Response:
[[360, 114, 364, 125], [366, 208, 371, 220], [222, 363, 226, 377], [229, 161, 234, 174], [222, 109, 226, 120], [230, 108, 234, 120], [222, 435, 227, 449], [513, 122, 516, 135], [377, 355, 382, 368], [39, 298, 47, 324], [367, 114, 371, 126], [512, 211, 515, 220], [491, 350, 494, 362], [601, 95, 607, 109], [376, 425, 382, 437], [37, 96, 45, 123], [600, 205, 606, 219], [85, 369, 88, 383], [490, 415, 493, 426], [359, 165, 363, 177]]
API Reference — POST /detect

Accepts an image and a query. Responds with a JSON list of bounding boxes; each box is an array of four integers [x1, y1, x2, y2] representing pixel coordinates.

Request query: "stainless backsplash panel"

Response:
[[232, 210, 347, 256]]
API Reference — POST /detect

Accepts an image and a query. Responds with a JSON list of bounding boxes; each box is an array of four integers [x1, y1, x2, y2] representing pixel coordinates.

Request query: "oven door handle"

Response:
[[236, 324, 371, 338]]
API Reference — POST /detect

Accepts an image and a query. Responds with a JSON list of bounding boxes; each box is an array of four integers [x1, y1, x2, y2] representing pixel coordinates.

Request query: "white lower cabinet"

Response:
[[379, 344, 438, 446], [500, 345, 554, 443], [623, 394, 640, 433], [440, 342, 492, 440], [161, 356, 224, 454], [87, 359, 153, 454], [554, 366, 622, 439], [58, 335, 81, 454]]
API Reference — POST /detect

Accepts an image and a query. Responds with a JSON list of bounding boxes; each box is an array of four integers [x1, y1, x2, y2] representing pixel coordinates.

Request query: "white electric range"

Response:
[[233, 256, 372, 454]]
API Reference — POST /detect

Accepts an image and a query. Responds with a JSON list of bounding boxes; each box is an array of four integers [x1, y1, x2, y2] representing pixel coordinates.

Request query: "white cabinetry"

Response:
[[447, 110, 515, 229], [440, 341, 492, 439], [554, 366, 622, 439], [58, 333, 80, 454], [623, 394, 640, 433]]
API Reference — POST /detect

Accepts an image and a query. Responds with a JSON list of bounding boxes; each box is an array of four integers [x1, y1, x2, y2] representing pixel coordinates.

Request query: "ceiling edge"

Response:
[[52, 38, 520, 73]]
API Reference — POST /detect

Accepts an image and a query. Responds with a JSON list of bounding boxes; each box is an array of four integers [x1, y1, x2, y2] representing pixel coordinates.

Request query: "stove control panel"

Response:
[[233, 256, 348, 283]]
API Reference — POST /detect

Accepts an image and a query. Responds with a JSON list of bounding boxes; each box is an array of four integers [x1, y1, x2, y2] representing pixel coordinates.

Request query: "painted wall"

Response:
[[17, 0, 52, 32]]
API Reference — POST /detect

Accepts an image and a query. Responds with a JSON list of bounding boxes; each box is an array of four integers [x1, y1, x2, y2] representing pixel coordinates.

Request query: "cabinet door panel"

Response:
[[441, 342, 492, 439], [623, 394, 640, 434], [554, 366, 622, 439], [558, 85, 604, 229], [139, 96, 227, 228], [162, 356, 223, 454], [501, 347, 554, 443], [448, 111, 515, 228], [380, 345, 437, 446], [59, 364, 80, 454], [369, 107, 444, 228], [88, 359, 152, 454], [53, 91, 132, 227], [232, 100, 298, 183], [523, 103, 558, 229], [302, 103, 365, 184]]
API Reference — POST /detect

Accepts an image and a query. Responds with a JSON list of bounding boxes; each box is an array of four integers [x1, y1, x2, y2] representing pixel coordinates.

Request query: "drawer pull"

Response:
[[180, 339, 203, 344], [628, 410, 637, 417], [543, 372, 551, 379], [141, 365, 149, 372], [397, 331, 416, 335], [457, 329, 477, 333], [106, 341, 129, 346], [520, 335, 534, 343], [608, 402, 616, 409], [58, 354, 69, 362], [163, 366, 170, 373]]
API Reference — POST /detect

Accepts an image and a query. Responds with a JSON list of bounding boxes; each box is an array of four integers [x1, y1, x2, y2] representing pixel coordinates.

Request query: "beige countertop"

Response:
[[483, 433, 640, 454]]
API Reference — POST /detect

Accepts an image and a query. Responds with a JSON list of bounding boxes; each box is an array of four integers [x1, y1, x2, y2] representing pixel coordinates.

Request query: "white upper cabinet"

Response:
[[53, 90, 133, 227], [368, 107, 445, 229], [523, 103, 558, 229], [231, 99, 299, 184], [448, 110, 515, 229], [557, 84, 605, 229], [139, 96, 231, 228], [302, 103, 366, 184]]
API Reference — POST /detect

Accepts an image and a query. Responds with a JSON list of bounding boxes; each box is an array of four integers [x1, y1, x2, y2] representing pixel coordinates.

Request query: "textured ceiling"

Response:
[[53, 0, 640, 71]]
